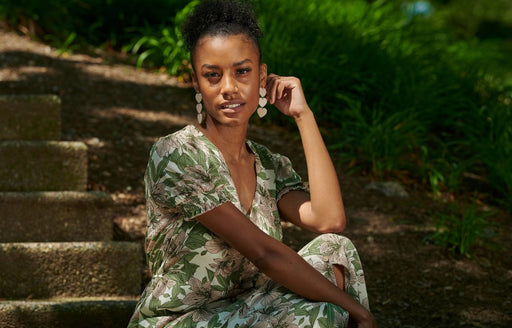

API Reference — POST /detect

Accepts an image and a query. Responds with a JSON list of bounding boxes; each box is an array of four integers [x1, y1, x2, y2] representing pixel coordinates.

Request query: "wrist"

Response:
[[352, 308, 373, 323], [292, 107, 314, 122]]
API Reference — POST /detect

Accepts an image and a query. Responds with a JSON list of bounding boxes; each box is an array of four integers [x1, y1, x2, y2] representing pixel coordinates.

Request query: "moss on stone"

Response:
[[0, 95, 61, 141], [0, 141, 88, 191]]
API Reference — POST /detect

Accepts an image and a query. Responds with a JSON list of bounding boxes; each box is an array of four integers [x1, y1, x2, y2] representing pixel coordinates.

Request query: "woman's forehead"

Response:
[[194, 34, 259, 66]]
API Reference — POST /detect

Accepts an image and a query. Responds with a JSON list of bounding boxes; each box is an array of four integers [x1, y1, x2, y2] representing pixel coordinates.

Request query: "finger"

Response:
[[267, 75, 280, 104], [278, 78, 298, 101], [264, 75, 274, 100], [266, 78, 275, 104], [266, 73, 279, 80], [265, 74, 279, 91], [276, 80, 287, 100]]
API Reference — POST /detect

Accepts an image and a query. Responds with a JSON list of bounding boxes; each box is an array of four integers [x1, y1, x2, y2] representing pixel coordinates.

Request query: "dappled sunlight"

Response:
[[425, 258, 487, 279], [112, 192, 147, 241], [83, 62, 185, 87], [348, 209, 434, 235], [91, 107, 193, 126], [460, 308, 512, 325], [0, 30, 186, 88], [0, 65, 55, 81]]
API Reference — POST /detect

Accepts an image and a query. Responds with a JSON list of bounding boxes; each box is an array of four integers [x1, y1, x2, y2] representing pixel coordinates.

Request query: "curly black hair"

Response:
[[181, 0, 263, 63]]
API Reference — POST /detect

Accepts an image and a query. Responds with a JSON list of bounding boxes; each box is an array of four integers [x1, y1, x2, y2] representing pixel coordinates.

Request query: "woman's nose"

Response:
[[221, 75, 238, 96]]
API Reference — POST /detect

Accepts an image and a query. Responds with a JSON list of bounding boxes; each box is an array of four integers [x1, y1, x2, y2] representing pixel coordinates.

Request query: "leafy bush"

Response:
[[431, 201, 496, 257], [255, 0, 511, 206], [125, 1, 199, 77], [0, 0, 190, 47], [472, 101, 512, 210], [430, 0, 512, 40]]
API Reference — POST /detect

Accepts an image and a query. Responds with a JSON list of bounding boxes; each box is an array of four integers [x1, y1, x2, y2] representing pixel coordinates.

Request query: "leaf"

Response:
[[136, 49, 155, 68]]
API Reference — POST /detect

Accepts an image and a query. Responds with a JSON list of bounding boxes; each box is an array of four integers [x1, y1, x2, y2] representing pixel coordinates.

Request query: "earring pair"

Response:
[[194, 87, 268, 124]]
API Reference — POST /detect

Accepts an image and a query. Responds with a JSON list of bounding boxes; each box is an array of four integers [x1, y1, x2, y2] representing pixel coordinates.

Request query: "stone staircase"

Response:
[[0, 95, 143, 328]]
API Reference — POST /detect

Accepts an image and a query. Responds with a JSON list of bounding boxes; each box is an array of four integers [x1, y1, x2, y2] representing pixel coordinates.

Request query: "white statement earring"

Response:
[[195, 93, 204, 124], [257, 88, 267, 118], [257, 87, 267, 118]]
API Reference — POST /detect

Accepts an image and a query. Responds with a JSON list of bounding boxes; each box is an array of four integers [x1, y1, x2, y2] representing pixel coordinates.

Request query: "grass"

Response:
[[123, 1, 198, 77], [430, 200, 496, 258], [0, 0, 191, 48], [254, 0, 512, 208]]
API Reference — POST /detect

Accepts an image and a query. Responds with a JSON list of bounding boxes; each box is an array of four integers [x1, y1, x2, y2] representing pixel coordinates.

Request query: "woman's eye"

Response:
[[203, 72, 221, 83], [204, 72, 219, 78], [237, 68, 251, 75]]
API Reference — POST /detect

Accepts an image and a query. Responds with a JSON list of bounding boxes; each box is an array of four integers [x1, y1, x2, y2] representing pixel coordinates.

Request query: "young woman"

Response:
[[128, 1, 376, 327]]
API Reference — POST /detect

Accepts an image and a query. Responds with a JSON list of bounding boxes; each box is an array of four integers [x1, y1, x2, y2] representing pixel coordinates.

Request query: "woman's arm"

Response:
[[196, 202, 375, 327], [266, 74, 346, 233]]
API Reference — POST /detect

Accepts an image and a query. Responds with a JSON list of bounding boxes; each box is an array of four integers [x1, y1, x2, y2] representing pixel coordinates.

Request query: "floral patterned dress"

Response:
[[128, 125, 369, 328]]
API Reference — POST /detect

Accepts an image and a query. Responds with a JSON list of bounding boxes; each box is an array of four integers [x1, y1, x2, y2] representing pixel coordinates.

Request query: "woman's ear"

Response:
[[191, 71, 199, 93], [259, 63, 267, 87]]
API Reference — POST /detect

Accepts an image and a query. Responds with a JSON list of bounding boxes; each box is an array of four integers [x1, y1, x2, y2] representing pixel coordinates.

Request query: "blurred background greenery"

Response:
[[1, 0, 511, 256]]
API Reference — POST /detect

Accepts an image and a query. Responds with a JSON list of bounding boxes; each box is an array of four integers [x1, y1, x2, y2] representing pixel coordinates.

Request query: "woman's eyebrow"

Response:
[[201, 59, 252, 70], [234, 59, 252, 66], [201, 64, 219, 70]]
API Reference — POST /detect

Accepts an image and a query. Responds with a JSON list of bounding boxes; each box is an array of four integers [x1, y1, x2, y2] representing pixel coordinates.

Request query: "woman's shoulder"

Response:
[[152, 125, 203, 158], [247, 139, 289, 167]]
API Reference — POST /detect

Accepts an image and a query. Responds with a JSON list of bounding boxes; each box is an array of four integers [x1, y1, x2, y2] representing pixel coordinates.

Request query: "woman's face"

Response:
[[192, 34, 267, 127]]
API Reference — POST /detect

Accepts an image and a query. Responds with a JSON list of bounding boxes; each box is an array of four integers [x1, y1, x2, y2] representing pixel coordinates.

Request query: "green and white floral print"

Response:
[[128, 125, 369, 328]]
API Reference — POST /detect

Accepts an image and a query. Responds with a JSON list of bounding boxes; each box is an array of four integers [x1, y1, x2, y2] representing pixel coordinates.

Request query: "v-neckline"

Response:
[[192, 125, 260, 216]]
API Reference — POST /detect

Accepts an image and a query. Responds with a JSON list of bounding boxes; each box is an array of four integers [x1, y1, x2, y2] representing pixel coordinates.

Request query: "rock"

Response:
[[365, 181, 409, 198]]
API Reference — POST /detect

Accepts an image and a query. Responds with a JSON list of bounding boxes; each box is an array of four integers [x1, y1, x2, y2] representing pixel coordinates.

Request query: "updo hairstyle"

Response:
[[181, 0, 263, 65]]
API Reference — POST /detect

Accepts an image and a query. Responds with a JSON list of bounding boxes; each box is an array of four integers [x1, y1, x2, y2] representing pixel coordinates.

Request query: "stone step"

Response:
[[0, 94, 61, 141], [0, 191, 113, 242], [0, 141, 87, 191], [0, 297, 137, 328], [0, 242, 143, 299]]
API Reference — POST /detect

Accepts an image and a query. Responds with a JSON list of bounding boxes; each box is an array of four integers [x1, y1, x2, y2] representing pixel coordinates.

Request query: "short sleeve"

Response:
[[273, 153, 309, 201], [146, 137, 233, 221]]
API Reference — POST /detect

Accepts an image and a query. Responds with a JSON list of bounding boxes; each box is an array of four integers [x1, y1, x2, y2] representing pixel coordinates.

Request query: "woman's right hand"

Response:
[[354, 310, 377, 328]]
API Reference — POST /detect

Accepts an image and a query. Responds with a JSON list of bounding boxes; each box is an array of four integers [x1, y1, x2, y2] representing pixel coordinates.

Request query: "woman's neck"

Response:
[[198, 122, 250, 162]]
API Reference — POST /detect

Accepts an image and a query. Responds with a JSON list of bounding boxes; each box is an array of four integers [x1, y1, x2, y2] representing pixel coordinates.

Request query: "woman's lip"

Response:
[[219, 102, 244, 113]]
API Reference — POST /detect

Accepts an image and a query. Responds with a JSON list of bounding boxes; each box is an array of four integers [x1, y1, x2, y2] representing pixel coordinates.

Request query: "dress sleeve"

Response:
[[273, 152, 309, 201], [146, 139, 233, 221]]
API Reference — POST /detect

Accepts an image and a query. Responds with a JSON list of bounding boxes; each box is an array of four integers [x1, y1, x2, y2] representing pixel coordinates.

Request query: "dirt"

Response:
[[1, 28, 511, 327]]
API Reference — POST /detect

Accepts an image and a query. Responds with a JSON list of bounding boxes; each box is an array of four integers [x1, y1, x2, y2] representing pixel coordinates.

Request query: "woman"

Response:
[[128, 1, 376, 327]]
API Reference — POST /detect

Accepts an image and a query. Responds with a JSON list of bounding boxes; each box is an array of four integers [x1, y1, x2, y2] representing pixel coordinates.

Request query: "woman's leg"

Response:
[[333, 263, 345, 289], [300, 234, 369, 327], [333, 264, 358, 328]]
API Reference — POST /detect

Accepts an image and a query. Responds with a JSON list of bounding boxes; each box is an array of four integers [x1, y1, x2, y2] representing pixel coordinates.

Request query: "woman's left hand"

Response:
[[265, 74, 311, 118]]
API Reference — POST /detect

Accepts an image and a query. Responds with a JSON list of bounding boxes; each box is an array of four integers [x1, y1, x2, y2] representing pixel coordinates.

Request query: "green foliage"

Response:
[[125, 1, 199, 76], [255, 0, 512, 207], [0, 0, 190, 47], [431, 201, 496, 257], [472, 101, 512, 210], [44, 32, 79, 55], [431, 0, 512, 40], [0, 0, 70, 30], [329, 99, 425, 177]]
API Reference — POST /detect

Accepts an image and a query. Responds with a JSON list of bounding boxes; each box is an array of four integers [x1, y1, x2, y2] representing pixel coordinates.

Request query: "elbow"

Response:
[[316, 211, 346, 234], [317, 222, 345, 234]]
